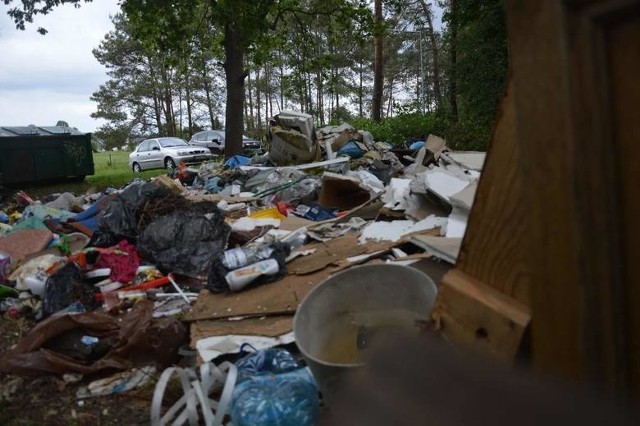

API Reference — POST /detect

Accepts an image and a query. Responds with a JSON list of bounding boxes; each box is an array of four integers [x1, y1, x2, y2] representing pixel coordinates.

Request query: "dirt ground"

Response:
[[0, 315, 167, 425]]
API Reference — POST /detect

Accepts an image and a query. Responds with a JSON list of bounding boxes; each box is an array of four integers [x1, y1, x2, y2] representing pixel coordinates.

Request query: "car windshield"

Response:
[[159, 138, 188, 148]]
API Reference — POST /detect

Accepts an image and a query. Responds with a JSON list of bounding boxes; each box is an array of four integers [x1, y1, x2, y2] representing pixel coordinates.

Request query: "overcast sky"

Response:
[[0, 0, 121, 133], [0, 2, 443, 134]]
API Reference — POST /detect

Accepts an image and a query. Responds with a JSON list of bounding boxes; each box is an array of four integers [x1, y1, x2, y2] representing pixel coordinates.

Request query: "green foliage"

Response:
[[351, 113, 448, 146], [442, 0, 508, 150], [443, 119, 491, 152]]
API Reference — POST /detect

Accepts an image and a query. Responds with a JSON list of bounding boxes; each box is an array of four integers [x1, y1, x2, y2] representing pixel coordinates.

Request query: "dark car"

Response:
[[189, 130, 225, 154], [189, 130, 262, 155]]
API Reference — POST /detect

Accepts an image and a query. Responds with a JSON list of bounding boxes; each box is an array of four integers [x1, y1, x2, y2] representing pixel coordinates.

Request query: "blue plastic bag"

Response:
[[337, 140, 365, 159], [225, 155, 252, 169], [409, 140, 425, 150], [230, 348, 319, 426]]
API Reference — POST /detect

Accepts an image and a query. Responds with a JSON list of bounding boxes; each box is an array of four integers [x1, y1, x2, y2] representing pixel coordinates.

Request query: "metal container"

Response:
[[293, 264, 438, 404], [0, 125, 94, 185]]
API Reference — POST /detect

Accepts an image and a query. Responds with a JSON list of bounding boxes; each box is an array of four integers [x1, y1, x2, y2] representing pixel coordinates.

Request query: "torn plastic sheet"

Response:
[[196, 332, 296, 363], [77, 366, 156, 398]]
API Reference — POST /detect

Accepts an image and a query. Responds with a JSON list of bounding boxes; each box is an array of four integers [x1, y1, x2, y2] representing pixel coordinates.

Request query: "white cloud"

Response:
[[0, 0, 120, 132]]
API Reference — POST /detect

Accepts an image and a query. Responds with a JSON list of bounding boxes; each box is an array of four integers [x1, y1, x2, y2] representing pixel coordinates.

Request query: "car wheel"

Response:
[[165, 157, 176, 170], [132, 162, 142, 173]]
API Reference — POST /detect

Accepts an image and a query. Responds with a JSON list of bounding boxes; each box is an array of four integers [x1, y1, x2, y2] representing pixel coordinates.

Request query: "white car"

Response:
[[128, 137, 213, 172]]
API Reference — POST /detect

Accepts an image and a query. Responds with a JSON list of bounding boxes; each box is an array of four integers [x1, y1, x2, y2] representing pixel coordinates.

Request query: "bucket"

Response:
[[293, 264, 437, 404]]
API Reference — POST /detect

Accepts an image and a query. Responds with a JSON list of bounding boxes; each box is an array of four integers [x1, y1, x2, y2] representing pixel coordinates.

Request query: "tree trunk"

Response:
[[256, 68, 262, 131], [372, 0, 384, 122], [147, 56, 163, 132], [201, 59, 216, 128], [359, 63, 364, 118], [247, 71, 254, 130], [279, 50, 285, 112], [449, 0, 459, 122], [161, 66, 175, 136], [419, 0, 442, 110], [224, 22, 245, 157], [267, 63, 273, 123], [185, 73, 193, 137]]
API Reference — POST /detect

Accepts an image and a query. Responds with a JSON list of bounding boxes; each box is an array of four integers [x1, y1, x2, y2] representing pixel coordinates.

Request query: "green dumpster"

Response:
[[0, 125, 95, 185]]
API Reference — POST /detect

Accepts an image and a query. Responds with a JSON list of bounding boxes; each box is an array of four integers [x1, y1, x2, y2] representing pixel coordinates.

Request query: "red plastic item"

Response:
[[276, 201, 289, 217]]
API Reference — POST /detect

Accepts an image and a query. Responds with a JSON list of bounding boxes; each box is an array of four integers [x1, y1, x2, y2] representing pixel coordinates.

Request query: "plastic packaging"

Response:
[[230, 349, 319, 426], [225, 259, 280, 291], [0, 297, 24, 316], [24, 275, 47, 297], [248, 208, 287, 220], [0, 250, 12, 282]]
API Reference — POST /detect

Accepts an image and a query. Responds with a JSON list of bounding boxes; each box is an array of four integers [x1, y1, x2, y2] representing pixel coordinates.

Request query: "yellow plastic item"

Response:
[[247, 208, 286, 220]]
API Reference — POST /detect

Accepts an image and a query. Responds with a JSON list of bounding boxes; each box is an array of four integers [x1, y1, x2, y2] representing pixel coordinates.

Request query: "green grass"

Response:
[[90, 150, 167, 187]]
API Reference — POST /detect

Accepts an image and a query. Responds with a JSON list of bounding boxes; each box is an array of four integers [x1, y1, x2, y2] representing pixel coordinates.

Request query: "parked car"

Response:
[[128, 137, 212, 172], [189, 130, 225, 153], [189, 130, 263, 154]]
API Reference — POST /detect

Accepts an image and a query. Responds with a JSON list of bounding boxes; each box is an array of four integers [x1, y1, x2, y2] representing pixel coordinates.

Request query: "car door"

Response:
[[147, 140, 163, 168], [210, 131, 224, 151], [133, 141, 150, 169]]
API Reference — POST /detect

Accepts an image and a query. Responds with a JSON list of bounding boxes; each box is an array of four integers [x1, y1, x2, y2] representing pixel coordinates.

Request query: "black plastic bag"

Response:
[[43, 262, 96, 317], [96, 182, 171, 243], [137, 208, 230, 277]]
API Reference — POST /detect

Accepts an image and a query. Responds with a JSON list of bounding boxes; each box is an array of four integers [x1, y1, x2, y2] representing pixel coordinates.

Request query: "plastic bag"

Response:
[[137, 209, 230, 277], [43, 262, 96, 317], [0, 300, 186, 377], [95, 182, 171, 243], [336, 140, 365, 159], [230, 348, 319, 426]]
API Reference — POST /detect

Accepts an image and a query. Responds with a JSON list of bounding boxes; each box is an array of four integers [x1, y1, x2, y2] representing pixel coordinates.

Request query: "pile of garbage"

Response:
[[0, 110, 485, 424]]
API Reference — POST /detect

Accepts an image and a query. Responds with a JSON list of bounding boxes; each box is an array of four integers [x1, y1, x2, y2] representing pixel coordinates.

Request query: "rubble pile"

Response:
[[0, 111, 485, 424]]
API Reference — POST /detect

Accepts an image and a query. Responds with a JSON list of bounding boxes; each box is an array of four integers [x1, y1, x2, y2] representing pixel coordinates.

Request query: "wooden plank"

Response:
[[609, 10, 640, 395], [454, 78, 531, 305], [507, 0, 640, 393], [432, 269, 531, 362]]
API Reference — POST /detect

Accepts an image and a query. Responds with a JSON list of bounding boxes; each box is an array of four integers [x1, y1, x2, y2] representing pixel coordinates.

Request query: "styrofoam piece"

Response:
[[231, 217, 281, 231], [423, 169, 470, 203], [358, 215, 447, 244], [446, 207, 469, 239]]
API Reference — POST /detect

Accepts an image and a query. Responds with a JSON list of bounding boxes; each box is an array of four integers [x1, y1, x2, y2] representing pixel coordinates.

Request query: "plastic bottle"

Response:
[[225, 259, 280, 291], [221, 245, 277, 270]]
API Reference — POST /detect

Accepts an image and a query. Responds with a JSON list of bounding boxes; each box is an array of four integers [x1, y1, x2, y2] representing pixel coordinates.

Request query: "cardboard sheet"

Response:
[[183, 265, 339, 322], [318, 172, 371, 210], [190, 315, 293, 347]]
